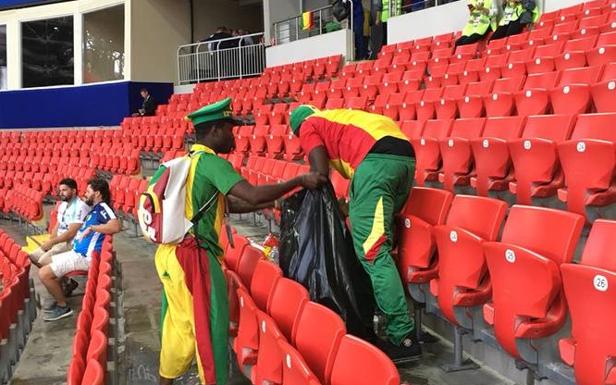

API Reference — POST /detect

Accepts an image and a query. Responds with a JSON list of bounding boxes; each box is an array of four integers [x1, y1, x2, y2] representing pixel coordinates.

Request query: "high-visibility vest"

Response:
[[381, 0, 401, 22], [462, 0, 495, 36], [499, 1, 540, 26]]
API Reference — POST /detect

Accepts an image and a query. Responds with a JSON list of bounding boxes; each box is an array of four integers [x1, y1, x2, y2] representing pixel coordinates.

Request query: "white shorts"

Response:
[[49, 250, 91, 278], [29, 242, 70, 266]]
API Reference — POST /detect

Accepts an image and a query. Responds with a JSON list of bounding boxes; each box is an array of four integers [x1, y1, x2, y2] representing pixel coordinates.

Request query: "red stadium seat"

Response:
[[430, 196, 507, 329], [268, 277, 309, 342], [330, 335, 400, 385], [234, 287, 259, 368], [438, 118, 486, 191], [252, 311, 285, 385], [470, 116, 525, 196], [435, 84, 467, 119], [81, 359, 104, 385], [457, 80, 493, 118], [397, 187, 453, 290], [484, 76, 526, 117], [250, 260, 282, 311], [513, 71, 559, 117], [237, 245, 263, 289], [294, 302, 346, 384], [560, 219, 616, 385], [409, 119, 453, 186], [278, 339, 321, 385], [550, 66, 603, 115], [591, 62, 616, 113], [508, 114, 576, 205], [558, 113, 616, 217], [483, 206, 584, 362]]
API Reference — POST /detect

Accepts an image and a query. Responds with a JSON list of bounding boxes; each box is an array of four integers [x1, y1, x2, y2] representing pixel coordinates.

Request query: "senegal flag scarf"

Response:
[[157, 236, 229, 384]]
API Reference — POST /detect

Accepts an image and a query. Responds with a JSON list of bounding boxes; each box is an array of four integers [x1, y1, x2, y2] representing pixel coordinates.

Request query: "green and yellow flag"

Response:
[[302, 11, 313, 30]]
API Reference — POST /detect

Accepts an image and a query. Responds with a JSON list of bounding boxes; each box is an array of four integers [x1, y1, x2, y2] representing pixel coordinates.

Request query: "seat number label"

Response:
[[505, 249, 516, 263], [593, 275, 608, 292]]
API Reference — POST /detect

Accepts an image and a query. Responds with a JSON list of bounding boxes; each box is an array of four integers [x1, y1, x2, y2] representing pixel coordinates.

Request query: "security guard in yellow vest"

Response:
[[490, 0, 541, 41], [455, 0, 498, 46]]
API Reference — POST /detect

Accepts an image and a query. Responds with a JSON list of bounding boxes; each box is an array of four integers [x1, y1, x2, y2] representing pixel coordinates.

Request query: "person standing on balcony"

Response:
[[370, 0, 401, 58], [455, 0, 499, 46], [489, 0, 540, 41]]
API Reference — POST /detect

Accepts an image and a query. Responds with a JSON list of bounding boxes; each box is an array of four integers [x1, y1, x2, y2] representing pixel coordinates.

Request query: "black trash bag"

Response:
[[279, 185, 376, 340], [332, 0, 351, 22]]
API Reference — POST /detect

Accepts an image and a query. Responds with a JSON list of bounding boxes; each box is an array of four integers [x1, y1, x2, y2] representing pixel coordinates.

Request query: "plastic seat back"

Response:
[[560, 220, 616, 385], [398, 187, 453, 283], [268, 278, 310, 342], [432, 196, 507, 325], [484, 206, 584, 359], [237, 245, 263, 288], [330, 335, 399, 385], [294, 302, 346, 384], [250, 259, 282, 311], [278, 339, 321, 385]]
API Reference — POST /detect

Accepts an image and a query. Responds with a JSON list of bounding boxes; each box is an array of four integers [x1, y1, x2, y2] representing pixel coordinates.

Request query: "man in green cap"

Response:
[[154, 97, 325, 385], [289, 105, 420, 363]]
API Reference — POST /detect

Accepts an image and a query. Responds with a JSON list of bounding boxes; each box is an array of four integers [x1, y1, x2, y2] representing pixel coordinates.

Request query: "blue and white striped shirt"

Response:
[[73, 202, 116, 258]]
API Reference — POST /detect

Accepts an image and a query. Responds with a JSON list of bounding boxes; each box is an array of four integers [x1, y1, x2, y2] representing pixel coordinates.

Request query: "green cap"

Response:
[[290, 104, 318, 135], [186, 97, 241, 127]]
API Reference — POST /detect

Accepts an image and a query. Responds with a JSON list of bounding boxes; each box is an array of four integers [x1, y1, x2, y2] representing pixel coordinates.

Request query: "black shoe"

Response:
[[63, 278, 79, 297], [377, 335, 423, 364]]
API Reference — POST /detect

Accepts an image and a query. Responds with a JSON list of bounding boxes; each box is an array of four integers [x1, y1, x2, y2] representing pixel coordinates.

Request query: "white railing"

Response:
[[177, 32, 265, 85], [273, 3, 353, 45]]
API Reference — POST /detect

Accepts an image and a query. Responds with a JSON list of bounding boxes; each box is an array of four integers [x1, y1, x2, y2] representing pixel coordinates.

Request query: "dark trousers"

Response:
[[489, 19, 524, 41], [455, 32, 487, 47]]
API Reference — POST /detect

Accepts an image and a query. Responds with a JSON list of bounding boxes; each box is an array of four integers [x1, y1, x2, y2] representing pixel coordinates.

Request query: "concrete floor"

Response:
[[3, 212, 515, 385]]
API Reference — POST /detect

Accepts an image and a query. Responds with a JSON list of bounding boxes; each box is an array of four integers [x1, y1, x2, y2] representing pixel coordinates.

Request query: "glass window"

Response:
[[22, 16, 74, 88], [0, 25, 6, 90], [83, 5, 125, 83]]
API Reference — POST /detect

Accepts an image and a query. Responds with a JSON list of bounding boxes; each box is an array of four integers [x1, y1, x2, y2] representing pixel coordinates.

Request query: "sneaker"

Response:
[[63, 278, 79, 297], [43, 301, 58, 313], [43, 304, 73, 322], [377, 335, 423, 364]]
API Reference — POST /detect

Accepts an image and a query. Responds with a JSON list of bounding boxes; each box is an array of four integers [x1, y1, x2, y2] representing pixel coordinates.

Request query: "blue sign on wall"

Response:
[[0, 81, 173, 128], [0, 0, 70, 11]]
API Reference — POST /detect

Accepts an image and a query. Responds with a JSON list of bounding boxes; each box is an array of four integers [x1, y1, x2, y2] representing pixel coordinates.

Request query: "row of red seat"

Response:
[[67, 237, 114, 385], [3, 184, 45, 222], [233, 124, 303, 160], [0, 165, 95, 195], [397, 187, 615, 385], [404, 112, 616, 218], [300, 52, 616, 117], [0, 230, 33, 384], [367, 68, 615, 122], [109, 175, 149, 222], [221, 228, 399, 385]]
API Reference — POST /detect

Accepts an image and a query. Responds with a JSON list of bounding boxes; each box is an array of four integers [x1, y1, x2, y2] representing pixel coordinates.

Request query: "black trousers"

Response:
[[490, 19, 524, 41], [455, 32, 487, 47]]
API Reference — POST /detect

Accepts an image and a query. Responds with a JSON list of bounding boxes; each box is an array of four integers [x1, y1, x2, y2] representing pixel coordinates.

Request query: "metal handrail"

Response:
[[272, 2, 353, 46], [176, 32, 265, 85]]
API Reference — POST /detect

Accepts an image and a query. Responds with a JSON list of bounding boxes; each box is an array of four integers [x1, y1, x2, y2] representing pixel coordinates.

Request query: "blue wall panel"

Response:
[[0, 81, 173, 128], [0, 0, 70, 10]]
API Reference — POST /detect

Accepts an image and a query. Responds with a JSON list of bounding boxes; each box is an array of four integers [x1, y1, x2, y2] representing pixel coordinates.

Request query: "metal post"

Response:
[[441, 326, 480, 372], [296, 17, 299, 42], [216, 49, 221, 81], [196, 44, 201, 83], [238, 41, 243, 79]]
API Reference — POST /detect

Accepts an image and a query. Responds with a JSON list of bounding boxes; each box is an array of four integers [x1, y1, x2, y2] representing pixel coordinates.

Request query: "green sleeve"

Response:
[[196, 155, 244, 195]]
